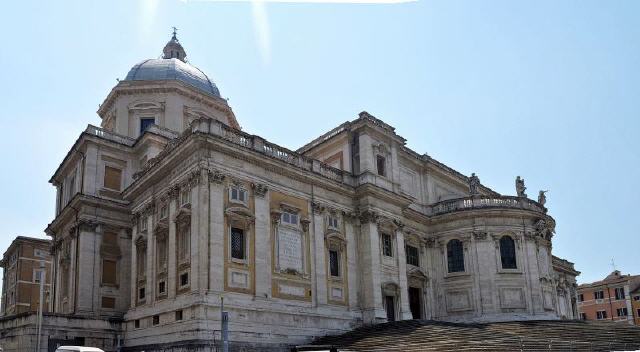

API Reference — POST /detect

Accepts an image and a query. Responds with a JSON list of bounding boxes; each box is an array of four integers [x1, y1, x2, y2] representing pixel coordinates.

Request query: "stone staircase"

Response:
[[301, 320, 640, 351]]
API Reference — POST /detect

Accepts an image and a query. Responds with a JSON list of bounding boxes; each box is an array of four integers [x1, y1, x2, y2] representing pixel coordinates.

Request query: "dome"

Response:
[[124, 58, 221, 98]]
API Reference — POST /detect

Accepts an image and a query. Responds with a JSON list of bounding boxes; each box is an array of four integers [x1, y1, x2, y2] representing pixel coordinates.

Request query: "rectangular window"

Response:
[[138, 287, 146, 300], [158, 281, 166, 295], [101, 296, 116, 309], [157, 238, 167, 271], [634, 296, 640, 301], [405, 245, 419, 267], [137, 246, 146, 277], [159, 204, 168, 219], [180, 272, 189, 287], [385, 295, 395, 322], [152, 315, 160, 326], [230, 186, 248, 204], [594, 291, 604, 300], [34, 249, 47, 258], [140, 117, 155, 134], [175, 310, 183, 321], [382, 233, 393, 257], [134, 319, 140, 329], [177, 223, 190, 263], [328, 215, 339, 229], [104, 166, 122, 191], [615, 287, 626, 300], [139, 216, 148, 232], [376, 155, 386, 176], [230, 227, 245, 260], [329, 250, 340, 277], [617, 308, 628, 317], [281, 211, 299, 225], [578, 293, 584, 302], [596, 310, 607, 320], [34, 269, 44, 283], [580, 313, 587, 320], [102, 259, 117, 285], [180, 189, 190, 206]]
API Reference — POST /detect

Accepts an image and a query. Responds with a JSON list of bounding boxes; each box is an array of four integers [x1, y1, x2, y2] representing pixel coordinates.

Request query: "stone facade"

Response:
[[0, 35, 579, 352]]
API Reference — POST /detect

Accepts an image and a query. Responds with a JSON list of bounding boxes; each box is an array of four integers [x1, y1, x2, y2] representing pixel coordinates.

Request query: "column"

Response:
[[146, 213, 155, 303], [395, 228, 412, 320], [253, 184, 271, 299], [313, 206, 328, 305], [189, 181, 200, 292], [197, 171, 209, 292], [168, 194, 178, 298], [209, 171, 225, 292], [358, 211, 385, 324], [345, 217, 358, 309], [130, 221, 138, 307]]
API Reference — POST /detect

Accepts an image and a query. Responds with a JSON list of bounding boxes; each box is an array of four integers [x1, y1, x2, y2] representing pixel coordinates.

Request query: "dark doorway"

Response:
[[48, 337, 85, 352], [385, 295, 396, 322], [409, 287, 422, 319]]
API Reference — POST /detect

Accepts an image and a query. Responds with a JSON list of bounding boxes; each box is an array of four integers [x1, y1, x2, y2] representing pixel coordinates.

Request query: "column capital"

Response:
[[252, 183, 268, 197]]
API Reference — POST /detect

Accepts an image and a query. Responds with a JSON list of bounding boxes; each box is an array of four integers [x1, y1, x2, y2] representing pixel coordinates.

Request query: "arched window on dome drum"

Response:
[[447, 239, 465, 273], [500, 236, 517, 269]]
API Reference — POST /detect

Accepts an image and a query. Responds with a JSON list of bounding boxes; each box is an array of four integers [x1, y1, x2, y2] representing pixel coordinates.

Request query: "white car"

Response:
[[54, 347, 105, 352]]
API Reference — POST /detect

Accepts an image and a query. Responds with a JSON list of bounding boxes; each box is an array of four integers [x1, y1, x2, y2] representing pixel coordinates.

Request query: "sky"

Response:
[[0, 0, 638, 285]]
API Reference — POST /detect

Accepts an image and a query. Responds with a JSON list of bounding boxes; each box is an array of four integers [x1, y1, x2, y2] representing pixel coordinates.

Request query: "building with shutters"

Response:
[[0, 32, 579, 352], [577, 270, 640, 325], [0, 236, 53, 316]]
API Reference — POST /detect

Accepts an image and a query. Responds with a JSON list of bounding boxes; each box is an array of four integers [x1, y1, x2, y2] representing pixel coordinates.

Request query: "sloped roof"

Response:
[[300, 320, 640, 352]]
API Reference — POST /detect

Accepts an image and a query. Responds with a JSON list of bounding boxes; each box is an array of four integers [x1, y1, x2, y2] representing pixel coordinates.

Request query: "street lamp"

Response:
[[35, 261, 46, 352]]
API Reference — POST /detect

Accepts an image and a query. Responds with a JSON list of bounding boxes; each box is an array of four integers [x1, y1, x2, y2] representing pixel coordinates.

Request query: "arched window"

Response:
[[447, 239, 465, 273], [500, 236, 517, 269]]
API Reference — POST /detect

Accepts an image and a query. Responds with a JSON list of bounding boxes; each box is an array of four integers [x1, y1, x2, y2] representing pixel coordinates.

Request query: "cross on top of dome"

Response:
[[163, 27, 187, 62]]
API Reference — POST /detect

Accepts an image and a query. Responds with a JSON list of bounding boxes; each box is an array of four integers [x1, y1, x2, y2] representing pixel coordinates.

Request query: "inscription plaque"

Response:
[[278, 227, 303, 271]]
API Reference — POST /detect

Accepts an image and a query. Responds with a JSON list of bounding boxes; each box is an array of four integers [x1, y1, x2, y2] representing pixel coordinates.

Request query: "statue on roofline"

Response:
[[468, 173, 480, 196], [515, 176, 527, 198], [538, 190, 548, 206]]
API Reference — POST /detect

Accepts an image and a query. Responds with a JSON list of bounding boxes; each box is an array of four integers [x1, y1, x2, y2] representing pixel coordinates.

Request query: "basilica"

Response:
[[0, 33, 579, 351]]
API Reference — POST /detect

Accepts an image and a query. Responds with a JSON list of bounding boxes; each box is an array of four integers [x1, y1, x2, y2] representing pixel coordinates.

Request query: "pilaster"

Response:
[[253, 183, 271, 299], [358, 211, 385, 324], [345, 215, 358, 310], [312, 204, 328, 305], [208, 171, 225, 293], [146, 214, 154, 304], [168, 194, 178, 298], [395, 227, 412, 320]]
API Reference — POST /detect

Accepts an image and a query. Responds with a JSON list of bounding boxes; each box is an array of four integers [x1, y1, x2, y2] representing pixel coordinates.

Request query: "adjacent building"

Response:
[[0, 236, 53, 316], [577, 270, 640, 325], [632, 286, 640, 326], [0, 33, 580, 352]]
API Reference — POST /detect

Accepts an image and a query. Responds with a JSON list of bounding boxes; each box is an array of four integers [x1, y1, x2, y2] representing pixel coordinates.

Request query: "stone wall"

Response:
[[0, 313, 122, 352]]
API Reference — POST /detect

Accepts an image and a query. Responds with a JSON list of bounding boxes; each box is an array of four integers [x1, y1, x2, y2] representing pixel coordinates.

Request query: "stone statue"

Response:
[[468, 173, 480, 195], [515, 176, 527, 198], [538, 190, 548, 206]]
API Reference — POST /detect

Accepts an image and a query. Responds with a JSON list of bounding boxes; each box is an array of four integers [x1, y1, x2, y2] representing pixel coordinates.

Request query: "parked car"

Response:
[[55, 347, 105, 352]]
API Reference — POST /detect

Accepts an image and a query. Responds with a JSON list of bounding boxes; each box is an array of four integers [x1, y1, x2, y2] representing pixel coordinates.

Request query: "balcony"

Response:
[[426, 195, 547, 217]]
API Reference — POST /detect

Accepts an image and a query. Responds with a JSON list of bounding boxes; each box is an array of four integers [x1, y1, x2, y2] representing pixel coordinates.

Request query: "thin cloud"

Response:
[[178, 0, 415, 65], [183, 0, 416, 3], [252, 0, 271, 65]]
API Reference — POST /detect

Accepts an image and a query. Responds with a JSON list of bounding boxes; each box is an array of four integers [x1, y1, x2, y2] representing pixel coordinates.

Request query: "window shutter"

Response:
[[104, 166, 122, 191]]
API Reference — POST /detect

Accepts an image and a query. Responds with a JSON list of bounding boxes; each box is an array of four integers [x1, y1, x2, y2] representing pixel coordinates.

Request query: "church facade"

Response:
[[0, 34, 579, 352]]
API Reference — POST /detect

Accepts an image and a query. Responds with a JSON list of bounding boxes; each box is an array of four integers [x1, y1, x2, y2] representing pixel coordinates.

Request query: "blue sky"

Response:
[[0, 0, 638, 284]]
